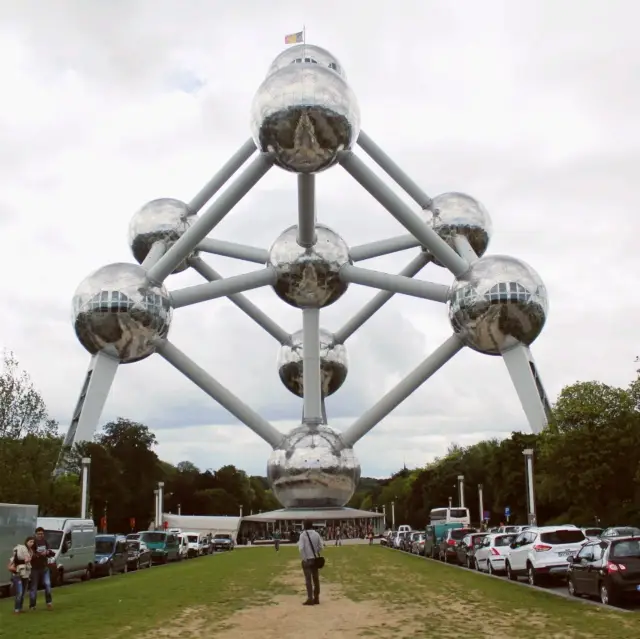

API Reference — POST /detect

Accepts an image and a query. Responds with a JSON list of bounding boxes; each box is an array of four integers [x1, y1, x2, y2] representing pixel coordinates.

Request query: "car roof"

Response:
[[519, 526, 582, 532]]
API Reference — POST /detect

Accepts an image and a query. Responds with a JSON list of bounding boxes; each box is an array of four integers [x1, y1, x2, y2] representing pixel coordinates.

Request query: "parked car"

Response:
[[473, 533, 516, 574], [505, 526, 586, 586], [439, 527, 477, 563], [126, 540, 152, 571], [395, 531, 410, 549], [424, 523, 465, 559], [567, 536, 640, 606], [582, 527, 603, 541], [139, 531, 181, 564], [496, 525, 530, 535], [402, 532, 419, 552], [411, 533, 426, 556], [455, 532, 488, 568], [380, 531, 394, 547], [601, 527, 640, 539], [94, 535, 129, 577], [212, 534, 235, 551]]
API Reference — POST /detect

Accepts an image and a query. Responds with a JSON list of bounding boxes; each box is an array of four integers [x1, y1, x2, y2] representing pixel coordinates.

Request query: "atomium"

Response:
[[278, 328, 348, 397], [60, 42, 553, 510]]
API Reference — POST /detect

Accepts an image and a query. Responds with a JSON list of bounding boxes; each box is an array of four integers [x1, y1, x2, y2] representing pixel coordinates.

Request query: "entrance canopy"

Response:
[[242, 507, 384, 523]]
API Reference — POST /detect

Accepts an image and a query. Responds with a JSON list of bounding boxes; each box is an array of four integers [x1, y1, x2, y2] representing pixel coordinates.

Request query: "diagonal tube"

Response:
[[188, 138, 257, 214], [155, 339, 283, 448], [357, 130, 433, 210], [349, 234, 421, 262], [170, 268, 276, 309], [340, 264, 449, 303], [197, 238, 268, 264], [302, 308, 322, 424], [147, 153, 273, 284], [338, 151, 469, 276], [453, 235, 479, 265], [189, 257, 290, 344], [334, 252, 431, 344], [141, 241, 166, 270], [297, 174, 317, 247], [341, 334, 464, 447]]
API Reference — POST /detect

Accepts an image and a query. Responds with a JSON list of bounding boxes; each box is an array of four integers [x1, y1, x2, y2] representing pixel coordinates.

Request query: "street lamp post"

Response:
[[391, 501, 396, 530], [153, 490, 159, 529], [523, 448, 537, 526], [80, 457, 91, 519], [158, 482, 165, 529], [457, 475, 465, 508], [478, 484, 484, 528], [448, 496, 452, 509]]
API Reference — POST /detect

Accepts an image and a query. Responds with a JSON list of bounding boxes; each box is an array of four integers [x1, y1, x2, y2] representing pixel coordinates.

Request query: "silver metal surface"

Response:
[[297, 174, 317, 246], [266, 44, 347, 79], [349, 234, 421, 262], [302, 308, 322, 423], [269, 223, 351, 308], [428, 192, 492, 265], [129, 198, 197, 274], [278, 327, 348, 397], [267, 423, 361, 508], [196, 238, 268, 264], [251, 50, 360, 173], [448, 255, 548, 355], [73, 263, 172, 364]]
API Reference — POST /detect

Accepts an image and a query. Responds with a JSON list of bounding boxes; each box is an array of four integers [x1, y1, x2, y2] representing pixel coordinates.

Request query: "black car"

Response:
[[212, 534, 235, 551], [126, 540, 152, 571], [94, 535, 129, 577], [567, 536, 640, 606], [439, 528, 477, 563], [455, 533, 488, 568]]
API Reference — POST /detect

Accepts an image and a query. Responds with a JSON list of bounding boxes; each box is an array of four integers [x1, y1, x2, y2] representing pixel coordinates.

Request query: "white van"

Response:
[[37, 517, 96, 584], [398, 525, 412, 534], [183, 531, 207, 557], [177, 533, 189, 559]]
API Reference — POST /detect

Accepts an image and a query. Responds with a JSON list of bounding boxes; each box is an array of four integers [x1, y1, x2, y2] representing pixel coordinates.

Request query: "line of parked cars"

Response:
[[382, 523, 640, 607]]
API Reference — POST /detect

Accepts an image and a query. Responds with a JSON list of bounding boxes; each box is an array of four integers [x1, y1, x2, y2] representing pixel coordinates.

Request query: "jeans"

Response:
[[29, 567, 52, 608], [301, 559, 320, 601], [12, 575, 28, 612], [274, 540, 280, 551]]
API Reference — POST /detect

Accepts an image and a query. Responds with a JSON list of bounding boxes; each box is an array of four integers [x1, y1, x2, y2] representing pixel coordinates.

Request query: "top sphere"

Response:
[[266, 44, 347, 79], [72, 263, 172, 364], [268, 223, 351, 308], [429, 192, 492, 264], [129, 198, 197, 274], [448, 255, 548, 356]]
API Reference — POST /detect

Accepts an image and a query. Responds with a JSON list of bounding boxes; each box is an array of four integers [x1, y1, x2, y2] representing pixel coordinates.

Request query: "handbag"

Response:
[[305, 531, 325, 570]]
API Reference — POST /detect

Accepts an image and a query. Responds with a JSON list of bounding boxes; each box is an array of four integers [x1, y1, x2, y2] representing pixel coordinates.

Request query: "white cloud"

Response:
[[1, 1, 639, 479]]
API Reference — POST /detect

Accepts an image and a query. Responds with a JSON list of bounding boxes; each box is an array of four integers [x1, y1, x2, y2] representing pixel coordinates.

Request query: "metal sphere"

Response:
[[278, 328, 348, 397], [266, 44, 347, 79], [267, 423, 361, 508], [268, 223, 351, 308], [72, 263, 172, 364], [428, 192, 492, 264], [250, 60, 360, 173], [128, 198, 197, 274], [448, 255, 548, 356]]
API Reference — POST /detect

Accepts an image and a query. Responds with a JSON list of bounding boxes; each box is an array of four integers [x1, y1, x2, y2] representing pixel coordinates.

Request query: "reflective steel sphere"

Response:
[[250, 52, 360, 173], [268, 223, 351, 308], [429, 192, 492, 264], [72, 263, 172, 364], [448, 255, 548, 355], [128, 198, 197, 274], [267, 423, 361, 508], [278, 328, 348, 397], [266, 44, 347, 79]]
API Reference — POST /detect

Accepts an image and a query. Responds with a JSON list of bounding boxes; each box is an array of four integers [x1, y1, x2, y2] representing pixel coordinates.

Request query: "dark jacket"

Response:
[[31, 540, 52, 570]]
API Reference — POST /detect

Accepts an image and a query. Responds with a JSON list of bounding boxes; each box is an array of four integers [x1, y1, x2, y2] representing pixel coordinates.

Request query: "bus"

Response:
[[429, 507, 471, 526]]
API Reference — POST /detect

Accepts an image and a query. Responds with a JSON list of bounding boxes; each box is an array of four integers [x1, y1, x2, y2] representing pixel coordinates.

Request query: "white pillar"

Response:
[[457, 475, 465, 508], [523, 449, 537, 526], [158, 482, 165, 529], [391, 501, 396, 530], [80, 457, 91, 519], [478, 484, 484, 527]]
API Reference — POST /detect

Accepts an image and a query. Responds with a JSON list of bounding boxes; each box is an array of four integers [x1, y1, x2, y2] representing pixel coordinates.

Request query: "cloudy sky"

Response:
[[1, 0, 637, 479]]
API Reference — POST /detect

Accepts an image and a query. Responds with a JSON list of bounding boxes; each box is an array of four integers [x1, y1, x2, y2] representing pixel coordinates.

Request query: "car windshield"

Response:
[[584, 528, 602, 537], [494, 535, 516, 547], [187, 535, 199, 543], [451, 529, 475, 540], [96, 539, 114, 554], [127, 534, 140, 540], [215, 535, 231, 540], [471, 534, 488, 545], [140, 532, 166, 543], [611, 540, 640, 558], [502, 526, 519, 533], [449, 509, 467, 518], [610, 528, 640, 537], [540, 530, 585, 545], [43, 530, 63, 550], [126, 541, 140, 550]]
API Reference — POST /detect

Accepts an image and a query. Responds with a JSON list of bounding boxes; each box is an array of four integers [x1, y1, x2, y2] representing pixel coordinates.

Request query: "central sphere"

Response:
[[72, 263, 172, 364], [278, 328, 348, 397], [128, 198, 197, 274], [448, 255, 548, 355], [267, 423, 361, 509], [250, 45, 360, 173], [268, 223, 351, 308]]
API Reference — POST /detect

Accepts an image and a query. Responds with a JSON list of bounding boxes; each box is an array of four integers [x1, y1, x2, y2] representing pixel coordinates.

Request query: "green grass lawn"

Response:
[[1, 546, 638, 638]]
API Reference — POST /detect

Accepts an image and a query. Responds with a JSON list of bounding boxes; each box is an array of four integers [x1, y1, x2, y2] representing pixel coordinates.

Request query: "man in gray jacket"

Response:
[[297, 520, 323, 605]]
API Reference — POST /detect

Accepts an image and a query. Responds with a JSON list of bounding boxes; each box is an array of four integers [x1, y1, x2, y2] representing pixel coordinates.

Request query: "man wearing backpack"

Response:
[[298, 520, 323, 606], [29, 527, 55, 611]]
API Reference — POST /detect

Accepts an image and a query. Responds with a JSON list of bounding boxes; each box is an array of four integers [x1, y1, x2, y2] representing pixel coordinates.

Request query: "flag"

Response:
[[284, 31, 303, 44]]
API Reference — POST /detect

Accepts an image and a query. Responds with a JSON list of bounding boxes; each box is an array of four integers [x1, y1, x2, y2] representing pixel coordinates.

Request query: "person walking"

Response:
[[7, 536, 35, 614], [29, 527, 54, 611], [273, 529, 281, 552], [335, 525, 342, 547], [298, 520, 323, 606]]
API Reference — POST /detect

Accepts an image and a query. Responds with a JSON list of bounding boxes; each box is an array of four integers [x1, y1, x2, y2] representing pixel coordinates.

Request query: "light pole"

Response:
[[158, 482, 165, 529], [523, 449, 537, 526], [382, 504, 387, 528], [478, 484, 484, 528], [239, 504, 244, 518], [391, 501, 396, 530], [457, 475, 465, 508], [448, 496, 452, 509], [153, 490, 159, 529], [80, 457, 91, 519], [178, 503, 182, 516]]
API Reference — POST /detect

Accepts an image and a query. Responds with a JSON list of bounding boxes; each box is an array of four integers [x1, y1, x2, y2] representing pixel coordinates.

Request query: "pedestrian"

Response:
[[298, 520, 323, 606], [335, 525, 342, 547], [7, 536, 35, 614], [29, 527, 54, 611], [273, 528, 281, 551]]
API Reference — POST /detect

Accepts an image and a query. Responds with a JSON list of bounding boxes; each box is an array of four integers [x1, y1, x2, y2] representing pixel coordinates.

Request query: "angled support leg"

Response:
[[501, 344, 551, 434], [141, 241, 167, 269], [54, 352, 119, 474], [196, 238, 268, 264], [342, 334, 464, 447], [349, 234, 421, 262], [155, 339, 283, 448], [453, 235, 479, 265], [302, 308, 323, 425]]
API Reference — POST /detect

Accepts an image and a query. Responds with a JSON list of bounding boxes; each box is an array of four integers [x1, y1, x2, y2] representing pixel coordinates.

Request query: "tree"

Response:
[[0, 351, 57, 438]]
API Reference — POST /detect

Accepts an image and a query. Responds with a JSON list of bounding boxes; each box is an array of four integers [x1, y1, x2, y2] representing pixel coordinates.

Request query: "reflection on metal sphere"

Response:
[[268, 223, 351, 308], [250, 51, 360, 173], [266, 44, 347, 79], [267, 423, 360, 508], [128, 198, 197, 274], [428, 192, 492, 265], [448, 255, 548, 356], [278, 328, 348, 397], [72, 263, 172, 364]]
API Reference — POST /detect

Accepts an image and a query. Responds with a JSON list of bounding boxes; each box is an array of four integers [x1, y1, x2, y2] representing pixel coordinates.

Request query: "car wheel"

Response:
[[600, 583, 609, 605], [506, 562, 517, 581], [567, 577, 578, 597], [81, 567, 91, 582], [527, 564, 537, 586]]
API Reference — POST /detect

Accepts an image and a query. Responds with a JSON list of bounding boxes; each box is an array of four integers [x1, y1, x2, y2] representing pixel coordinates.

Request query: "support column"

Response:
[[302, 308, 322, 424], [154, 490, 159, 529], [80, 458, 91, 519], [478, 484, 485, 528], [457, 475, 465, 508], [349, 234, 421, 262], [391, 501, 396, 530], [141, 241, 167, 269], [297, 174, 316, 247], [158, 482, 165, 530], [523, 449, 537, 526]]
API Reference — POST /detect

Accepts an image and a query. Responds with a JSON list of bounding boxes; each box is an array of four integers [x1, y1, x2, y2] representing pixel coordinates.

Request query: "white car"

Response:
[[505, 526, 587, 586], [496, 525, 530, 535], [474, 533, 517, 575]]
